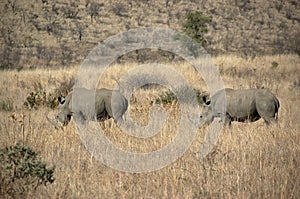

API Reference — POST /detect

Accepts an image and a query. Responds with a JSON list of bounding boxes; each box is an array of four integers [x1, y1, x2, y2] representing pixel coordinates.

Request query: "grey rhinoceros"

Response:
[[200, 88, 280, 125], [47, 88, 128, 128]]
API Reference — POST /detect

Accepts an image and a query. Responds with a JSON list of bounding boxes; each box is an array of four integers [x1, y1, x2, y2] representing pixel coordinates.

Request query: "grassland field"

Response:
[[0, 54, 299, 198]]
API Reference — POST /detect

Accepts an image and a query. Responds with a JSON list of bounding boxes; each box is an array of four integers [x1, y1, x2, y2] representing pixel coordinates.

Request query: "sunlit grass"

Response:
[[0, 55, 299, 198]]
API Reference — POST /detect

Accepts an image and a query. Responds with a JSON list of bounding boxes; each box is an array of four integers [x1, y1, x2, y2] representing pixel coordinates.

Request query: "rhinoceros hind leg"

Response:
[[256, 100, 278, 125], [263, 116, 278, 125]]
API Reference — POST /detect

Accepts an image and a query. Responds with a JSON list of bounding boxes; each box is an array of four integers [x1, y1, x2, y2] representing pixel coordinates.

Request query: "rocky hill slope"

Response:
[[0, 0, 299, 68]]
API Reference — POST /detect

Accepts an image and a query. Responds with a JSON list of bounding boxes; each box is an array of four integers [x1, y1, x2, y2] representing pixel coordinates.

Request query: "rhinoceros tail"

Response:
[[274, 112, 278, 121], [273, 95, 280, 121], [274, 95, 280, 113]]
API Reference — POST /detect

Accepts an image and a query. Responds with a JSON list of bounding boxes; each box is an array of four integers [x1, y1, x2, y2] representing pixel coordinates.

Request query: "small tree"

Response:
[[112, 2, 127, 16], [74, 22, 85, 41], [182, 11, 212, 45], [0, 144, 55, 198], [60, 44, 72, 65], [87, 2, 102, 22], [7, 0, 18, 13]]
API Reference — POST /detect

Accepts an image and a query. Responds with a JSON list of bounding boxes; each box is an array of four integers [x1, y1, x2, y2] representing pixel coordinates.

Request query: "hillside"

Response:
[[0, 0, 299, 68]]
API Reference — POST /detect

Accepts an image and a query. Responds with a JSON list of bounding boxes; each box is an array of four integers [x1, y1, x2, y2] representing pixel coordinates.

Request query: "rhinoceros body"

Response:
[[200, 88, 280, 125], [50, 88, 128, 127]]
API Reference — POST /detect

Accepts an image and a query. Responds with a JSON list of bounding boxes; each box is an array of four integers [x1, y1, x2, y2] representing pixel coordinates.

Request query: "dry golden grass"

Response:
[[0, 55, 299, 198]]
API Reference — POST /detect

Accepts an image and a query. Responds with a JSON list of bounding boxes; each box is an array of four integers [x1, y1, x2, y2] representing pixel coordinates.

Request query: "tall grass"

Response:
[[0, 55, 299, 198]]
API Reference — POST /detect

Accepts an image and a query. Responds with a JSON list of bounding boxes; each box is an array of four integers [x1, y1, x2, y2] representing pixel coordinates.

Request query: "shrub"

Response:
[[24, 78, 74, 109], [87, 2, 103, 22], [112, 2, 127, 16], [61, 2, 79, 19], [24, 83, 47, 109], [155, 87, 205, 106], [271, 61, 279, 69], [155, 90, 177, 105], [182, 11, 212, 45], [0, 143, 55, 198], [23, 91, 57, 109], [60, 44, 73, 66]]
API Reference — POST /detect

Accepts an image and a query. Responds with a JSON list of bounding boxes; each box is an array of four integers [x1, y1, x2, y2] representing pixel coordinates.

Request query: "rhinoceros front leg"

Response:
[[217, 112, 232, 126], [73, 111, 88, 125], [225, 116, 232, 126]]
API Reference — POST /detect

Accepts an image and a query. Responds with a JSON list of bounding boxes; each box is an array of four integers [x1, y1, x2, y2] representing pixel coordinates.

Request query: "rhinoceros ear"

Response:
[[58, 96, 65, 104], [202, 95, 211, 106]]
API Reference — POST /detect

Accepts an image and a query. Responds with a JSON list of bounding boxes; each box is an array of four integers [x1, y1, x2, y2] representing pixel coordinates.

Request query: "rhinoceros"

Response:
[[47, 88, 128, 128], [200, 88, 280, 125]]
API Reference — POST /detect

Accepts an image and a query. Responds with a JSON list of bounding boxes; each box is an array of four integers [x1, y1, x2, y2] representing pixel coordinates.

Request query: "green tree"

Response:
[[182, 11, 212, 45]]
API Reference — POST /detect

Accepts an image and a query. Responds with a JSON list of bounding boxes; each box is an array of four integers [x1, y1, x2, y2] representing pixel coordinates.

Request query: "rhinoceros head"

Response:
[[55, 96, 72, 126], [46, 95, 72, 129]]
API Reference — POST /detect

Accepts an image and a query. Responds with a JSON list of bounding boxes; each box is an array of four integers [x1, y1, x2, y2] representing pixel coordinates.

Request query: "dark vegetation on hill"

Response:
[[0, 0, 299, 69]]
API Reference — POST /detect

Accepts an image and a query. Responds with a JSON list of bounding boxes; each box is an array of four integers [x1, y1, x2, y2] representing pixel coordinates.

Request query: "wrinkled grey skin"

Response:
[[200, 88, 280, 125], [54, 88, 128, 126]]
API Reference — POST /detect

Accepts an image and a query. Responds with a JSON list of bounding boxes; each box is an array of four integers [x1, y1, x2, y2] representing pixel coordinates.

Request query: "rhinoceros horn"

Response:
[[46, 112, 63, 130]]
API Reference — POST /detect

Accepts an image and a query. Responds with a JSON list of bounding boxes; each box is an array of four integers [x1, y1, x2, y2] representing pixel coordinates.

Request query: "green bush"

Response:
[[24, 82, 46, 109], [271, 61, 279, 69], [182, 11, 212, 45], [155, 88, 205, 106], [0, 143, 55, 198], [23, 87, 47, 109], [24, 78, 74, 109], [24, 89, 58, 109], [155, 90, 177, 105]]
